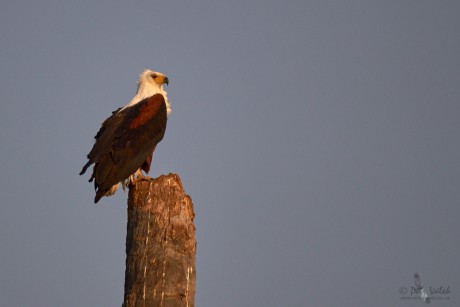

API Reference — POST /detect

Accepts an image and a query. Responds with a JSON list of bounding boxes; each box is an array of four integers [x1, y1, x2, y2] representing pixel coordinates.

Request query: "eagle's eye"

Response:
[[151, 74, 157, 79]]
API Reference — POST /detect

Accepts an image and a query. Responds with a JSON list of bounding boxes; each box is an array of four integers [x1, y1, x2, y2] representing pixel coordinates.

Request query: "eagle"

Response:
[[80, 69, 171, 203]]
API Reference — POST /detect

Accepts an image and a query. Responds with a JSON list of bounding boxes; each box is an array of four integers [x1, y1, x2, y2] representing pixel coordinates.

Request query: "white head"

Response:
[[123, 69, 171, 114], [137, 69, 169, 92]]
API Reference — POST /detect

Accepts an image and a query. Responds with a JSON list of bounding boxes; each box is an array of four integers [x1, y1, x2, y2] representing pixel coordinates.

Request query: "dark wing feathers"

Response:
[[80, 94, 167, 201], [79, 108, 123, 176], [141, 146, 156, 173], [88, 108, 124, 163]]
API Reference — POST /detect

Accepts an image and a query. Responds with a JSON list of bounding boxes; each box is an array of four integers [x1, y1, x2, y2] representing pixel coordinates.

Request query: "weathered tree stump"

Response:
[[123, 174, 196, 307]]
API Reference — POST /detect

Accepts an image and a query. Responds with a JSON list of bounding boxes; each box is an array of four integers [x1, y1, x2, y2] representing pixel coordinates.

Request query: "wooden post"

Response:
[[123, 174, 196, 307]]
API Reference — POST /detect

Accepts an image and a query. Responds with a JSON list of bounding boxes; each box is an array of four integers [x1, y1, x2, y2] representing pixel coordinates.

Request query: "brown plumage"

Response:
[[80, 70, 170, 203]]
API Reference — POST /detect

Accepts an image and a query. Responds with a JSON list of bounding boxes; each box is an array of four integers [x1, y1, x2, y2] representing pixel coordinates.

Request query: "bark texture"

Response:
[[123, 173, 196, 307]]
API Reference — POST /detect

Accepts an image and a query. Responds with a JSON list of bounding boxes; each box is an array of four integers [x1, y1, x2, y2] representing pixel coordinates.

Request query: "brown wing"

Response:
[[79, 107, 123, 177], [80, 93, 167, 201]]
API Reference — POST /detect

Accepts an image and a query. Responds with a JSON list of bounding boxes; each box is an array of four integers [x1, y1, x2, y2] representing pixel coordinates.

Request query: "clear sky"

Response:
[[1, 1, 459, 306]]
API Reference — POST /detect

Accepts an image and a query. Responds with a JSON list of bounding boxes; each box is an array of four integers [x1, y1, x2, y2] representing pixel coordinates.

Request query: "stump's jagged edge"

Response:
[[123, 173, 196, 307]]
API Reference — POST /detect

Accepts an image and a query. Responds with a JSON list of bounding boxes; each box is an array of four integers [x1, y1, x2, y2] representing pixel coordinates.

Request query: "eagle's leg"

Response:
[[136, 171, 155, 181], [122, 169, 144, 191], [135, 169, 156, 180]]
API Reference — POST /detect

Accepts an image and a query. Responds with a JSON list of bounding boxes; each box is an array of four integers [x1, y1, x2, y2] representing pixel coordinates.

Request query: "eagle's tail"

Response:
[[94, 191, 105, 204], [94, 183, 120, 204]]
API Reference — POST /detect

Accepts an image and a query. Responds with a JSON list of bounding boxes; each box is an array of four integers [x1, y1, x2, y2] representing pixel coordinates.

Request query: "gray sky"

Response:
[[1, 1, 459, 306]]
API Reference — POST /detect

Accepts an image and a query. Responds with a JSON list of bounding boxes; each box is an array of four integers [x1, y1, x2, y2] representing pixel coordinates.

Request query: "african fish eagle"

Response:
[[80, 69, 171, 203]]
